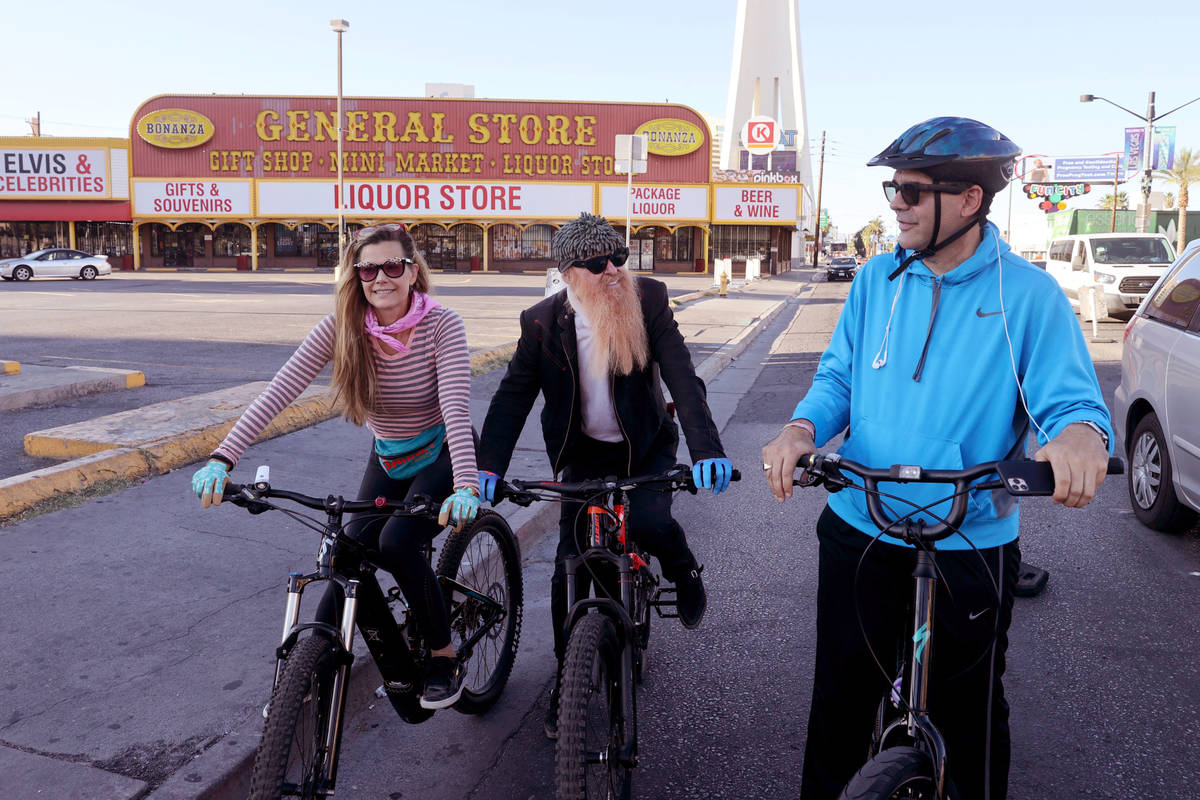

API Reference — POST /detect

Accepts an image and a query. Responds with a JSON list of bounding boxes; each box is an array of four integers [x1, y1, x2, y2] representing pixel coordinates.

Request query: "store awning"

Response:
[[0, 200, 131, 222]]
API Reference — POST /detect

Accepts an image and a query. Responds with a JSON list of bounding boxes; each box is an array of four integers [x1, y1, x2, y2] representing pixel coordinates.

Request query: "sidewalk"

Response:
[[0, 269, 813, 798]]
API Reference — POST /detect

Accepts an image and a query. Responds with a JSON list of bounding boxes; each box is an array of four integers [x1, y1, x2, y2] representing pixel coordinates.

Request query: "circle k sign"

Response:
[[741, 115, 780, 155]]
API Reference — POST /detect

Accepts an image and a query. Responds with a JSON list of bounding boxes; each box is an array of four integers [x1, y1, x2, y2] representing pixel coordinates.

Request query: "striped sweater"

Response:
[[214, 306, 477, 489]]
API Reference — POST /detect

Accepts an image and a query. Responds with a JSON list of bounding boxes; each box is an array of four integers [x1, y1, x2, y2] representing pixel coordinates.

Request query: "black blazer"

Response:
[[479, 277, 725, 477]]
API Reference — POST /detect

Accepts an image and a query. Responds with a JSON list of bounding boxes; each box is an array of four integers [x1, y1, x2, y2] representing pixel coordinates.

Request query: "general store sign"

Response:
[[256, 179, 592, 219], [598, 184, 707, 221], [132, 179, 252, 216], [712, 185, 799, 223], [1, 148, 111, 198]]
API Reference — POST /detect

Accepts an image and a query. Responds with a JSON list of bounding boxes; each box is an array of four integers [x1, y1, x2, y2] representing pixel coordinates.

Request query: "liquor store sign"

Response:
[[257, 179, 593, 219], [1, 148, 111, 198], [598, 184, 708, 221], [712, 185, 799, 223]]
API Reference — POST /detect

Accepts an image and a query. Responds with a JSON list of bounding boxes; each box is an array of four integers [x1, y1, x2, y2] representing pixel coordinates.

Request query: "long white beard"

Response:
[[570, 269, 649, 376]]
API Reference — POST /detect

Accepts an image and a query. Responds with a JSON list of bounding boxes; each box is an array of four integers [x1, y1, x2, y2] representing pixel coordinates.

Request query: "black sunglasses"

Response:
[[354, 257, 413, 282], [570, 247, 629, 274], [882, 180, 972, 206]]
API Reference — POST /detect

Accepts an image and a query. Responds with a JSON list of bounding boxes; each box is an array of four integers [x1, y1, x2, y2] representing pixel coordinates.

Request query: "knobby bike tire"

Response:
[[838, 745, 960, 800], [556, 613, 631, 800], [435, 510, 523, 714], [248, 634, 340, 800]]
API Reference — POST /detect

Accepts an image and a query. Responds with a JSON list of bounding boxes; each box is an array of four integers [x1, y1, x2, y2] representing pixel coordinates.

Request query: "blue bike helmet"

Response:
[[869, 117, 1021, 278]]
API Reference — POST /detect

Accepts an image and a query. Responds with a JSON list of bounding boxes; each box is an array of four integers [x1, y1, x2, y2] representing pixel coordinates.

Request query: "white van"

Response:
[[1045, 233, 1176, 320]]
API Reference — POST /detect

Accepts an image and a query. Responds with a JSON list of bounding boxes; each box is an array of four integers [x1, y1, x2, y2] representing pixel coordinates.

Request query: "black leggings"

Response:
[[316, 442, 455, 651], [801, 505, 1020, 800]]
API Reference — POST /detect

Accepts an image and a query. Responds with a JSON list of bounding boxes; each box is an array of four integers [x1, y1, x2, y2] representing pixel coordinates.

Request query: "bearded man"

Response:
[[477, 212, 732, 738]]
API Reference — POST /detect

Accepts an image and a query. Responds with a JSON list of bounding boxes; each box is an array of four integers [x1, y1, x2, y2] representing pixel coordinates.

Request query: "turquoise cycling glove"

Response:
[[692, 458, 733, 495], [192, 460, 230, 508], [439, 486, 481, 532]]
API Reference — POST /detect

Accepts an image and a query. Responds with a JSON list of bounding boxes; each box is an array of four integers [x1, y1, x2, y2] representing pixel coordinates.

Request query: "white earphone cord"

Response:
[[995, 228, 1050, 445]]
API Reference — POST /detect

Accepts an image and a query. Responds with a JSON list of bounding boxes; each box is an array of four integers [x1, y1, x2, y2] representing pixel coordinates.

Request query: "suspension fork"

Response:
[[321, 578, 359, 787]]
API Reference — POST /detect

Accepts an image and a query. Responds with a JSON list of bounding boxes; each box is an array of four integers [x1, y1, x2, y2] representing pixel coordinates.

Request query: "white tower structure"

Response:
[[720, 0, 815, 244]]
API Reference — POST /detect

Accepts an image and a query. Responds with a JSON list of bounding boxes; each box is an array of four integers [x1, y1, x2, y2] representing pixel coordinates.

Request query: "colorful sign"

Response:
[[1023, 182, 1092, 213], [132, 179, 251, 216], [634, 118, 705, 157], [740, 115, 780, 155], [712, 185, 798, 223], [1, 147, 112, 198], [136, 109, 216, 149], [255, 179, 592, 219], [1152, 126, 1176, 170], [598, 184, 707, 221], [1124, 127, 1146, 173]]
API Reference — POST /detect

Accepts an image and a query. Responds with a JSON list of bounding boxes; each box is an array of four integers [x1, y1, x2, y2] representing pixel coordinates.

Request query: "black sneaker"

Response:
[[544, 686, 560, 740], [419, 656, 465, 710], [675, 565, 707, 630]]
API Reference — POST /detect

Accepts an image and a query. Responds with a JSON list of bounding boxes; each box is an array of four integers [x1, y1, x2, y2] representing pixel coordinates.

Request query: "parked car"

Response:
[[1112, 238, 1200, 531], [826, 256, 858, 281], [0, 249, 112, 281], [1045, 233, 1175, 321]]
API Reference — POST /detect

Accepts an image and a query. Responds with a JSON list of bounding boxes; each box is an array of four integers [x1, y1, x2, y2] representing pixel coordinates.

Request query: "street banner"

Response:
[[1124, 127, 1145, 173], [1152, 126, 1176, 170]]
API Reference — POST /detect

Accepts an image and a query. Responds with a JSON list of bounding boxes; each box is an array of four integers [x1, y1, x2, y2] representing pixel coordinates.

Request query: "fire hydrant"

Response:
[[718, 271, 730, 297]]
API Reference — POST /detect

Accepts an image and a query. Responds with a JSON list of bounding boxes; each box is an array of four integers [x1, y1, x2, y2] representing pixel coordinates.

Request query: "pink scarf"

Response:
[[364, 291, 440, 352]]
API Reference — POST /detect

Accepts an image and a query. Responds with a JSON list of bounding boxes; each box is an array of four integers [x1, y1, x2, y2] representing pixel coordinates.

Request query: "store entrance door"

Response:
[[627, 238, 653, 271]]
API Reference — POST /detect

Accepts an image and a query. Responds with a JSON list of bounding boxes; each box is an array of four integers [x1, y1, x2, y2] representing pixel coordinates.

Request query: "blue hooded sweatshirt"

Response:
[[792, 223, 1113, 549]]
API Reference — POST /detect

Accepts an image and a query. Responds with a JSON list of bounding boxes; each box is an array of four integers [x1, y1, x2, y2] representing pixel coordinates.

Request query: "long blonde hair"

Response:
[[332, 225, 433, 425]]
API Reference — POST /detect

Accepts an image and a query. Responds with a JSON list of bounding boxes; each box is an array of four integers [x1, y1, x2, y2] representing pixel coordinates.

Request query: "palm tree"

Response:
[[1164, 192, 1176, 210], [1098, 192, 1129, 210], [860, 217, 886, 258], [1154, 147, 1199, 255]]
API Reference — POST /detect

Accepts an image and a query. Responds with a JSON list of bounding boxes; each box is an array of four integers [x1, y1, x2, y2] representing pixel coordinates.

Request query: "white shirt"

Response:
[[566, 287, 623, 442]]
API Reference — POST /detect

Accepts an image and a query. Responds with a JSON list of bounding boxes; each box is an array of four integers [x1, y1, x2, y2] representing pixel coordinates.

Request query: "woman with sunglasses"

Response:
[[190, 222, 479, 709]]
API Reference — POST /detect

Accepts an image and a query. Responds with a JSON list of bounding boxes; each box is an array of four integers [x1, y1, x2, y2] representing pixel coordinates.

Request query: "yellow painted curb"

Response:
[[126, 371, 146, 388], [0, 448, 151, 520], [2, 361, 18, 375]]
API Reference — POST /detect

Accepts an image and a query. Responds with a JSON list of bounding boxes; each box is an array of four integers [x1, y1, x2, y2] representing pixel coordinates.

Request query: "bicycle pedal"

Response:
[[649, 587, 679, 618]]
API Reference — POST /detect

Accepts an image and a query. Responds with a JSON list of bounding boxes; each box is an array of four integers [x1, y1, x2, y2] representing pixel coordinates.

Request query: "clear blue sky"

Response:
[[6, 0, 1199, 245]]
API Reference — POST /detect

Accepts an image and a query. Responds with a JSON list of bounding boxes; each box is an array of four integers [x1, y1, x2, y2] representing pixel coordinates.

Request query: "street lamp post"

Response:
[[1081, 91, 1200, 233], [330, 19, 350, 276]]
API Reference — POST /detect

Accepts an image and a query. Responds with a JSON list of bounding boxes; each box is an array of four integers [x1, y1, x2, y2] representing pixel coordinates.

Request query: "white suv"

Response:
[[1112, 239, 1200, 531]]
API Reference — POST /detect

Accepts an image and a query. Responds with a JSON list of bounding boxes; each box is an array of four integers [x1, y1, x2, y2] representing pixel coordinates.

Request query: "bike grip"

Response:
[[730, 469, 741, 482], [1107, 457, 1125, 475]]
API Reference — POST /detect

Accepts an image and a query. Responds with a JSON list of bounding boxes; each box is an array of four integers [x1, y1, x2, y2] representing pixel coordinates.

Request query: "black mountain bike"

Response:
[[797, 453, 1123, 800], [498, 464, 740, 800], [222, 467, 523, 800]]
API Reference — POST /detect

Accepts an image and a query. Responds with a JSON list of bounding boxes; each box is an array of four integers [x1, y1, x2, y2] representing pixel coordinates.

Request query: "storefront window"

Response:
[[273, 224, 299, 257], [213, 223, 250, 257], [712, 225, 772, 261], [410, 224, 445, 260], [0, 222, 69, 257], [449, 224, 483, 259], [150, 223, 206, 264], [522, 225, 554, 260], [76, 222, 132, 256], [652, 227, 694, 262], [491, 224, 522, 261]]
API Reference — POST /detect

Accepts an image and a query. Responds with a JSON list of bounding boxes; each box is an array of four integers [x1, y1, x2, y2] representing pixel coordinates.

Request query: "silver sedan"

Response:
[[1112, 238, 1200, 531], [0, 248, 113, 281]]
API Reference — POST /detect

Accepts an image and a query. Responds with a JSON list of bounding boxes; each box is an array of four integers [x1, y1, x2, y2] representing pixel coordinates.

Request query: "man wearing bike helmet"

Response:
[[762, 117, 1112, 799], [477, 212, 732, 739]]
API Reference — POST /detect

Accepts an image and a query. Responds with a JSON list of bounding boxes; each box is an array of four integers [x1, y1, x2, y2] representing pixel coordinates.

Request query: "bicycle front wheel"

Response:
[[436, 510, 523, 714], [249, 634, 340, 800], [556, 613, 631, 800], [838, 745, 959, 800]]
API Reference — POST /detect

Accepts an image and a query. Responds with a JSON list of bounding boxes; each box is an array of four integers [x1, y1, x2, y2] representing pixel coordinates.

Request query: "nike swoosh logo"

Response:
[[976, 308, 1003, 318], [968, 609, 988, 620]]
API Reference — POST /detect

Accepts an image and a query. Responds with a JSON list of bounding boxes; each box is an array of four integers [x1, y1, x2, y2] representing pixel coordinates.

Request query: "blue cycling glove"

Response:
[[478, 470, 500, 504], [439, 486, 481, 532], [192, 460, 230, 508], [692, 458, 733, 495]]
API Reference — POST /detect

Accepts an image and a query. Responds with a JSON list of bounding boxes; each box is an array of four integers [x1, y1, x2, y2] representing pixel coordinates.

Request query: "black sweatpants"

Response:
[[317, 443, 454, 650], [800, 505, 1020, 800], [550, 426, 698, 665]]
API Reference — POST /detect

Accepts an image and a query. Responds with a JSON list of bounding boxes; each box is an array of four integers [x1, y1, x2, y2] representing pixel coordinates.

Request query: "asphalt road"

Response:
[[317, 276, 1200, 799]]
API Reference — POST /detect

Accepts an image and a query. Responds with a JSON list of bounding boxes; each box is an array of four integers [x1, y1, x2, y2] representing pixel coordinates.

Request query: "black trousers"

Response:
[[801, 505, 1020, 800], [317, 443, 454, 651], [550, 426, 697, 665]]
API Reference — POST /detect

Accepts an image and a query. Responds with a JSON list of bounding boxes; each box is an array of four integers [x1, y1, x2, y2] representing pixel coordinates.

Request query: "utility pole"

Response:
[[1137, 92, 1155, 234], [811, 130, 826, 268], [27, 112, 41, 136]]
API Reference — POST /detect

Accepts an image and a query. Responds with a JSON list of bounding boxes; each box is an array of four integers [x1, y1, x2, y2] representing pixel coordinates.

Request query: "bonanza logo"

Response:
[[635, 118, 705, 157], [136, 109, 216, 149]]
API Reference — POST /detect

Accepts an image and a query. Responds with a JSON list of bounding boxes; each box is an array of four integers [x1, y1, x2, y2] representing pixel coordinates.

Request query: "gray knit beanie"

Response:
[[552, 212, 625, 268]]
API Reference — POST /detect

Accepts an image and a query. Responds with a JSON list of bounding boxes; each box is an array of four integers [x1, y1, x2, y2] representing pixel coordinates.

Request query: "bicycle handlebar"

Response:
[[496, 465, 742, 506], [797, 453, 1124, 542], [222, 481, 436, 518]]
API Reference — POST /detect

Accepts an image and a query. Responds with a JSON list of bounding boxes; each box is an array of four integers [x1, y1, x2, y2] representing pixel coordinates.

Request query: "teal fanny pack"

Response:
[[375, 425, 446, 480]]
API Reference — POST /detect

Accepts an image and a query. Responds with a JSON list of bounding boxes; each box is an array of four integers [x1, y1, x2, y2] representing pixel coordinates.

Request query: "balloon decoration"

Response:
[[1023, 182, 1092, 214]]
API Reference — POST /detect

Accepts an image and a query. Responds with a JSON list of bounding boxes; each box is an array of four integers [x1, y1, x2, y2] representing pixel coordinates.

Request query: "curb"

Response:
[[144, 498, 559, 800], [0, 366, 145, 413], [2, 360, 18, 375], [695, 294, 794, 384]]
